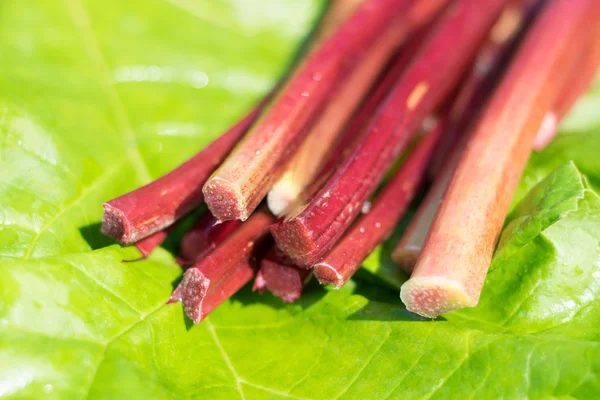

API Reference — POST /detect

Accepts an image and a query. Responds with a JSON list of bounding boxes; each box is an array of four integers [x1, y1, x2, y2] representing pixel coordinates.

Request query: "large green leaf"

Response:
[[2, 1, 600, 399], [0, 0, 323, 260]]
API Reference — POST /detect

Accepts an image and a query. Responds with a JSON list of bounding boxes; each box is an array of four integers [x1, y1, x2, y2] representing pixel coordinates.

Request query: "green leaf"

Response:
[[0, 0, 323, 260], [2, 1, 600, 399], [494, 161, 586, 265]]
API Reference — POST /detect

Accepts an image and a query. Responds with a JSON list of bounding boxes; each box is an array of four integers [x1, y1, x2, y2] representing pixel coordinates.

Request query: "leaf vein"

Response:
[[22, 159, 128, 259], [383, 323, 438, 399], [205, 319, 246, 400], [335, 325, 391, 399], [66, 0, 152, 182]]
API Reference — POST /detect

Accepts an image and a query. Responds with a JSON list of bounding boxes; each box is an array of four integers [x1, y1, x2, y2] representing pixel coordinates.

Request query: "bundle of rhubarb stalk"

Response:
[[101, 0, 600, 323]]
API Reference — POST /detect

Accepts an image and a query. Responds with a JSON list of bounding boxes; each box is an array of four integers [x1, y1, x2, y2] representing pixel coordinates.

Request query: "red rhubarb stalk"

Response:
[[393, 1, 532, 272], [401, 0, 600, 318], [313, 127, 440, 288], [101, 105, 263, 244], [125, 228, 172, 262], [177, 212, 241, 266], [202, 0, 449, 222], [269, 34, 428, 216], [395, 4, 600, 273], [271, 0, 508, 267], [266, 21, 437, 216], [392, 156, 452, 274], [253, 247, 311, 303], [427, 1, 533, 178], [179, 209, 274, 324], [168, 214, 240, 304]]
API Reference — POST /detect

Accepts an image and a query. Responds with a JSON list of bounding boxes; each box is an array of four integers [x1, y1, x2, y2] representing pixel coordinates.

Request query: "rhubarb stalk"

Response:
[[270, 34, 429, 216], [395, 4, 600, 273], [202, 0, 449, 222], [253, 247, 311, 303], [271, 0, 508, 267], [177, 212, 241, 266], [179, 209, 274, 324], [426, 1, 533, 178], [266, 20, 438, 216], [313, 127, 440, 288], [532, 21, 600, 150], [125, 228, 172, 262], [101, 105, 263, 244], [392, 1, 531, 272], [401, 0, 600, 319]]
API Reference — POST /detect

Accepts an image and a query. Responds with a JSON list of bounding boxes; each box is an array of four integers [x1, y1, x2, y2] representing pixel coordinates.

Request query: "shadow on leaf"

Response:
[[233, 279, 327, 311], [345, 278, 447, 323], [79, 222, 117, 250]]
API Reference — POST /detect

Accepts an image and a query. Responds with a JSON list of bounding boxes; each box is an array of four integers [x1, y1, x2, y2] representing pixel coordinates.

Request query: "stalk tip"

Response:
[[267, 179, 300, 216], [252, 270, 267, 294], [203, 177, 247, 221], [400, 276, 476, 318], [101, 203, 129, 243], [270, 219, 317, 267], [181, 268, 210, 324], [313, 262, 344, 289], [392, 244, 421, 274]]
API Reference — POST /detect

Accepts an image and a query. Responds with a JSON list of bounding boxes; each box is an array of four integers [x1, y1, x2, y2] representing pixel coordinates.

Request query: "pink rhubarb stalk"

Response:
[[393, 1, 531, 272], [253, 247, 311, 303], [313, 127, 440, 288], [427, 1, 533, 178], [179, 209, 274, 323], [401, 0, 600, 318], [271, 0, 508, 267], [395, 2, 600, 273], [202, 0, 449, 222], [101, 105, 263, 244]]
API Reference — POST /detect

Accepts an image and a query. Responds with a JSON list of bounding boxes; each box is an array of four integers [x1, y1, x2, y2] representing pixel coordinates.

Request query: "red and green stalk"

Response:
[[271, 0, 508, 267], [395, 0, 600, 275], [266, 14, 438, 216], [313, 126, 441, 288], [202, 0, 449, 222]]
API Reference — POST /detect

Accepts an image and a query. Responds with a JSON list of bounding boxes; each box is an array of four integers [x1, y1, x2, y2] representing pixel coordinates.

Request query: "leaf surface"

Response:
[[2, 1, 600, 399]]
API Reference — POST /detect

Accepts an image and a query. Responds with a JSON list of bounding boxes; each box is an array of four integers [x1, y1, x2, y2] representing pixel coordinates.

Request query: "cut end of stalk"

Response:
[[101, 203, 130, 243], [203, 177, 248, 222], [270, 219, 318, 267], [252, 270, 267, 294], [261, 260, 308, 303], [181, 268, 210, 324], [391, 244, 421, 274], [533, 112, 558, 151], [313, 262, 344, 289], [267, 179, 301, 216], [400, 276, 477, 318]]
